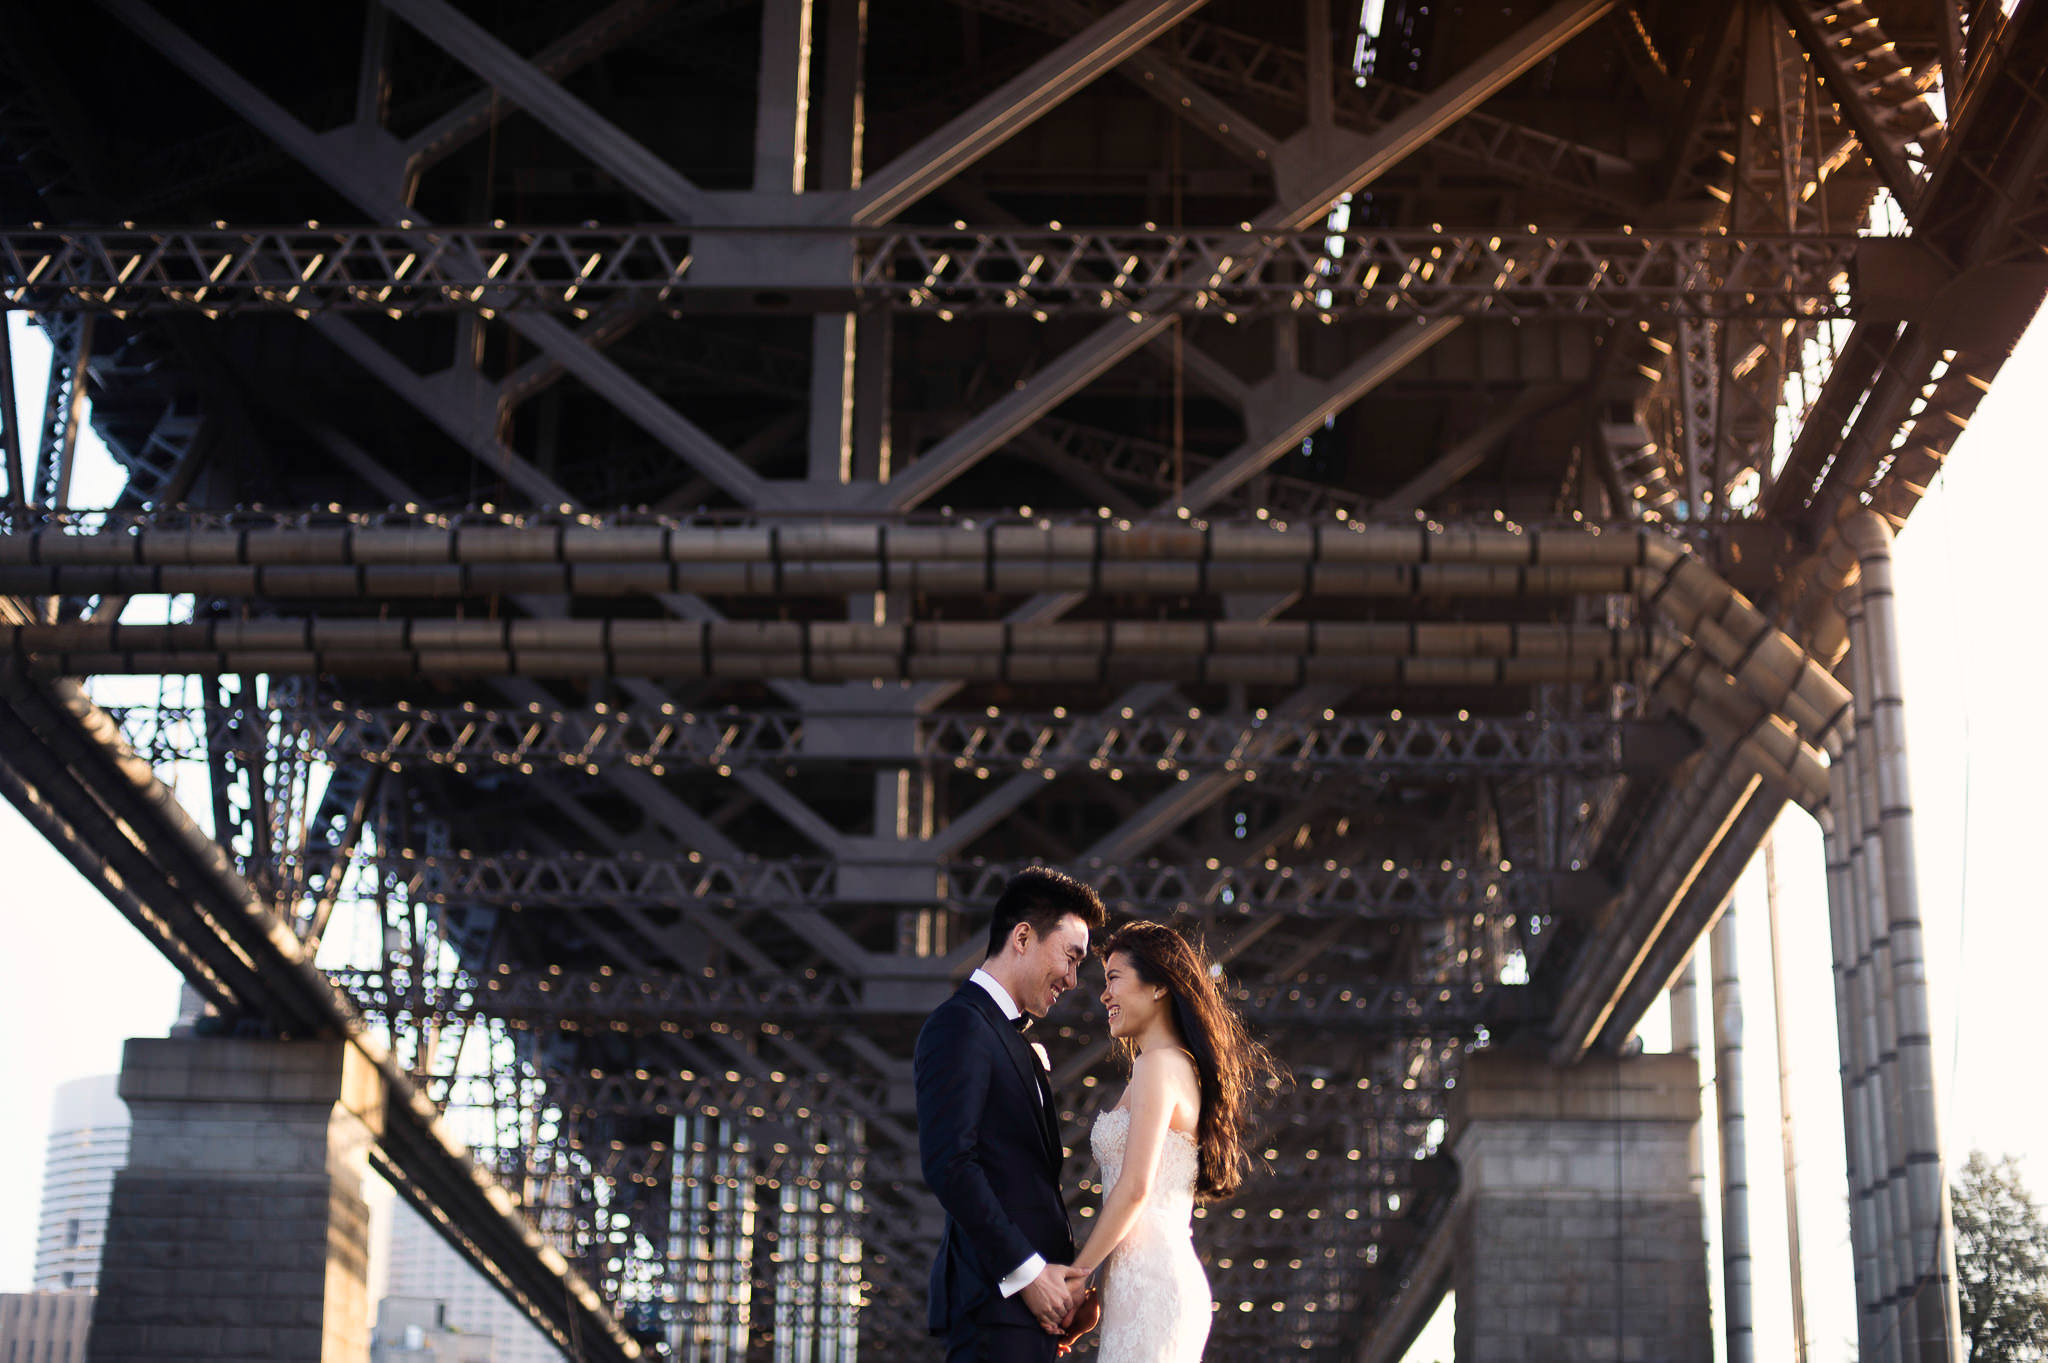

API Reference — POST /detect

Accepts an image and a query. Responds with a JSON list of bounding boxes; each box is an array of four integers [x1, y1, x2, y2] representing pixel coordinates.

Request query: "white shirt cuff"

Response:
[[999, 1253, 1047, 1297]]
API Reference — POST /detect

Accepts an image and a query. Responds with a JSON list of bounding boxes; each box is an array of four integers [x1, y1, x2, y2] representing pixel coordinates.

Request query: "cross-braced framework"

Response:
[[0, 224, 1861, 320], [0, 2, 2045, 1361]]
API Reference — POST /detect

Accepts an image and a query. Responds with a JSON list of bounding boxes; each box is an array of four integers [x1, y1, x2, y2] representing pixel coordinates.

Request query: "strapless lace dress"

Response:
[[1089, 1107, 1211, 1362]]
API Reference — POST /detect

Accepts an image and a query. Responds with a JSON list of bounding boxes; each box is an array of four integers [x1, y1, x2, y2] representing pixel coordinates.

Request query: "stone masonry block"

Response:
[[1450, 1050, 1711, 1363], [89, 1039, 381, 1363]]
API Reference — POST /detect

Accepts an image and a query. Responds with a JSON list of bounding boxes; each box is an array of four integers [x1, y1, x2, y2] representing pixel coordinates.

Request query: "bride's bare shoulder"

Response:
[[1133, 1046, 1199, 1084]]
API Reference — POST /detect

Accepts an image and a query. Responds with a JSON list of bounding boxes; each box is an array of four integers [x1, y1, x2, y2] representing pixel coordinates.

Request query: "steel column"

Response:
[[754, 0, 814, 194], [1763, 835, 1813, 1363], [1844, 511, 1962, 1363], [1670, 951, 1705, 1198], [34, 314, 91, 511], [1837, 675, 1908, 1363], [1710, 904, 1755, 1363], [0, 318, 22, 515]]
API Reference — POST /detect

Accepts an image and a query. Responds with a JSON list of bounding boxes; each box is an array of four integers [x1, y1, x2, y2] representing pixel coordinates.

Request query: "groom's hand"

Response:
[[1020, 1263, 1075, 1333], [1057, 1266, 1091, 1324]]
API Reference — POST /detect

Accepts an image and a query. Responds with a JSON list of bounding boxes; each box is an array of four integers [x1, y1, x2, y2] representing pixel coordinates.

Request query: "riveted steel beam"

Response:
[[0, 225, 1864, 320], [106, 699, 1675, 778], [349, 849, 1604, 921]]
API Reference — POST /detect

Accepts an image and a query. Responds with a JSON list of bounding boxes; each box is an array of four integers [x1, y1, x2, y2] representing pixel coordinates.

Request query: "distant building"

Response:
[[0, 1290, 93, 1363], [168, 982, 213, 1037], [372, 1296, 495, 1362], [382, 1202, 559, 1363], [32, 1076, 128, 1292]]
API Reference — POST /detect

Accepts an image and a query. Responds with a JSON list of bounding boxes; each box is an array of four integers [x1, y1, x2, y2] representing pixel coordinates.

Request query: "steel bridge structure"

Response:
[[0, 1, 2044, 1361]]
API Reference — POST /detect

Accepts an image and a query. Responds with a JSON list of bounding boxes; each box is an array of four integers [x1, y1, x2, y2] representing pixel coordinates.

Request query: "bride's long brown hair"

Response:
[[1099, 920, 1283, 1200]]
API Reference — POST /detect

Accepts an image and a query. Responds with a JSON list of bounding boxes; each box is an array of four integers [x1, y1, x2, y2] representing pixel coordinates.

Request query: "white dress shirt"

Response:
[[969, 968, 1049, 1297]]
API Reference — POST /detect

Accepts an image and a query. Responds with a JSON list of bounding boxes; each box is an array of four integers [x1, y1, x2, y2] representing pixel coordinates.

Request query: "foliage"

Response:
[[1955, 1150, 2048, 1361]]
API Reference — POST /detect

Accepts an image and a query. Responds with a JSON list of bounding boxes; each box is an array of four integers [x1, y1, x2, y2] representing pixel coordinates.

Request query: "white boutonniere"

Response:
[[1031, 1041, 1052, 1072]]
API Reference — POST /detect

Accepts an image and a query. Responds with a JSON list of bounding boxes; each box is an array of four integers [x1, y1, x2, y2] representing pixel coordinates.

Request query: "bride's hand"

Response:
[[1055, 1266, 1091, 1326], [1054, 1279, 1103, 1354]]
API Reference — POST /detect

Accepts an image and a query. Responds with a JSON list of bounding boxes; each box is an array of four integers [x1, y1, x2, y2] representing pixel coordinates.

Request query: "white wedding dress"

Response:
[[1089, 1107, 1211, 1362]]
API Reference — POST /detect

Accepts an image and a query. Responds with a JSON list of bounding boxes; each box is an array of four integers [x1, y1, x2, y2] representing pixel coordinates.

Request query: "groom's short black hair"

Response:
[[985, 867, 1106, 959]]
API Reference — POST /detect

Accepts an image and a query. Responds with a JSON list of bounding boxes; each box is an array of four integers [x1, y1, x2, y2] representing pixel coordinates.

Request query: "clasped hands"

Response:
[[1021, 1264, 1101, 1352]]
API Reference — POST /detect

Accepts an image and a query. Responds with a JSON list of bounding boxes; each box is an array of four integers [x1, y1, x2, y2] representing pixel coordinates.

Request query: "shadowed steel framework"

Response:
[[0, 2, 2044, 1361]]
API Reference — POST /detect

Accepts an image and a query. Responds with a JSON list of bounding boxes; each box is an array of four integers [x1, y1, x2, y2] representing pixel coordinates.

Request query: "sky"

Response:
[[1, 301, 2046, 1361]]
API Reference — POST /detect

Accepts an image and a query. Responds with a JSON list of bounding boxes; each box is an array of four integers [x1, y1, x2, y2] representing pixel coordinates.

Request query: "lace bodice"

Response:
[[1088, 1108, 1210, 1361], [1090, 1107, 1198, 1225]]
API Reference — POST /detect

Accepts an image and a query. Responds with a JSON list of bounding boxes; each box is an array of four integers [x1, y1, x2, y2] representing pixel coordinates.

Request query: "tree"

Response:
[[1955, 1150, 2048, 1361]]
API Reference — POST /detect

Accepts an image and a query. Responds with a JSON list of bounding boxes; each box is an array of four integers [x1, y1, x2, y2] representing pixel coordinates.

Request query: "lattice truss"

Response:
[[2, 2, 2046, 1362], [104, 670, 1556, 1358]]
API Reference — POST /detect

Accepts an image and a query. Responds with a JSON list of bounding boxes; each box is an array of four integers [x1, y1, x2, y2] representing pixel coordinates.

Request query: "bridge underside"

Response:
[[1, 1, 2045, 1360]]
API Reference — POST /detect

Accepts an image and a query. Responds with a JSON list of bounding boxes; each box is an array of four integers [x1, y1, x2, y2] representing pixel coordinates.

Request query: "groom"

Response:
[[915, 867, 1105, 1362]]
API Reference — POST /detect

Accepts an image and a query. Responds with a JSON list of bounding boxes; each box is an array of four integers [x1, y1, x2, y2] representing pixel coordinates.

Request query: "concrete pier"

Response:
[[86, 1039, 385, 1363], [1449, 1049, 1711, 1363]]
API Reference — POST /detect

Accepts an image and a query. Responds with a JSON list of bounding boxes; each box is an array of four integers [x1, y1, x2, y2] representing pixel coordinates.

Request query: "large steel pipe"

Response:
[[1669, 952, 1705, 1198], [1845, 588, 1921, 1361], [1643, 548, 1852, 746], [0, 514, 1848, 733], [1710, 906, 1755, 1363], [1650, 644, 1828, 809], [1830, 737, 1904, 1362], [1843, 512, 1962, 1363], [0, 518, 1684, 570], [0, 616, 1651, 682], [0, 558, 1651, 599]]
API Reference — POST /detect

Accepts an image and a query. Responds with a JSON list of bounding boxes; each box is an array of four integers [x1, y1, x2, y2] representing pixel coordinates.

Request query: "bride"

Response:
[[1062, 920, 1280, 1362]]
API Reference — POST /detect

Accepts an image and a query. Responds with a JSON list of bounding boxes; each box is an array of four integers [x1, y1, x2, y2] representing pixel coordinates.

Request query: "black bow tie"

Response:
[[1010, 1013, 1034, 1034]]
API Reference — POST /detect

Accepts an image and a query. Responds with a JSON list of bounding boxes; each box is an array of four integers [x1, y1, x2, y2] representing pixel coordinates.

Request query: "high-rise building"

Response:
[[0, 1289, 93, 1362], [371, 1296, 495, 1362], [381, 1201, 559, 1363], [32, 1076, 128, 1293]]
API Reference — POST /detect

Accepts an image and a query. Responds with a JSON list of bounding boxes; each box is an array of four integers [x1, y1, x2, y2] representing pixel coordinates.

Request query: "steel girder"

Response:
[[341, 848, 1601, 921], [107, 697, 1671, 777], [0, 224, 1862, 320], [0, 661, 643, 1361], [332, 963, 1538, 1033], [1775, 0, 1947, 215], [7, 0, 2045, 1359], [1768, 3, 2048, 537]]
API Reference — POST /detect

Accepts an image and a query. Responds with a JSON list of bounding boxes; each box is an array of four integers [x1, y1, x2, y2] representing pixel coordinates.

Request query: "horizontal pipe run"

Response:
[[0, 559, 1647, 599], [5, 518, 1848, 760], [1, 616, 1652, 657], [21, 652, 1640, 686], [0, 518, 1657, 569]]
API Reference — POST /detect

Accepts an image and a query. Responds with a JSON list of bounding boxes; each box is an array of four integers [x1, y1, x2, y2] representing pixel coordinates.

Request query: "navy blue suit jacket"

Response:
[[914, 980, 1076, 1335]]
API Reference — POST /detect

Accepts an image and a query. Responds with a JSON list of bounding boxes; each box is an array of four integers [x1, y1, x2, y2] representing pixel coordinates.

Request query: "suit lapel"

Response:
[[1021, 1036, 1061, 1169], [962, 984, 1060, 1167]]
